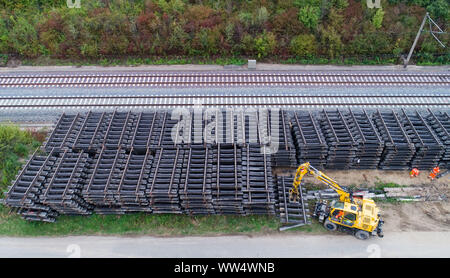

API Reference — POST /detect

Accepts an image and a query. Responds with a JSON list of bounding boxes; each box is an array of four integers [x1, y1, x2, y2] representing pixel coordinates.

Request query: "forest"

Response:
[[0, 0, 448, 65]]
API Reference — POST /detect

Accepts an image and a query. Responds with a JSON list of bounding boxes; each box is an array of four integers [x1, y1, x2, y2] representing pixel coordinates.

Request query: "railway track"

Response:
[[0, 72, 449, 87], [0, 94, 448, 109]]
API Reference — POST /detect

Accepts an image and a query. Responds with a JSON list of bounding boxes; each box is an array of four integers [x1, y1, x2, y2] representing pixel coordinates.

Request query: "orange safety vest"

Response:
[[429, 167, 440, 179], [410, 168, 419, 177]]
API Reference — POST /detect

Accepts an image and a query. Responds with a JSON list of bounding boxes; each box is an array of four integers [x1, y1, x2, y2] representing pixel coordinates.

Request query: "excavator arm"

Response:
[[289, 162, 351, 203]]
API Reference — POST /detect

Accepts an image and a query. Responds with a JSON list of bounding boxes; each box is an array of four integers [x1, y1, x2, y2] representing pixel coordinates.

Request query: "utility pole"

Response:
[[403, 12, 447, 68]]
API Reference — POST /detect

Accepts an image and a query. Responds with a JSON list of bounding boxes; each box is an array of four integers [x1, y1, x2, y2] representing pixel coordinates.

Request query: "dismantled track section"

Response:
[[0, 72, 448, 88], [2, 108, 449, 223]]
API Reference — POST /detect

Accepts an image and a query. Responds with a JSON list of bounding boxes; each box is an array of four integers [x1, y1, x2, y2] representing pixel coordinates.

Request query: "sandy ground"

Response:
[[276, 168, 450, 187], [381, 202, 450, 232]]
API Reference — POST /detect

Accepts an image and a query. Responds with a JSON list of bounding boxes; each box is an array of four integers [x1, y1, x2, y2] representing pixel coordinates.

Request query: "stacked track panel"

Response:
[[290, 111, 328, 168], [346, 109, 384, 169], [179, 146, 214, 214], [211, 145, 244, 215], [42, 113, 81, 151], [101, 111, 137, 150], [425, 110, 450, 169], [401, 109, 444, 169], [131, 112, 160, 150], [40, 151, 93, 215], [3, 150, 59, 222], [71, 112, 112, 152], [83, 148, 126, 214], [115, 149, 153, 212], [242, 145, 276, 215], [320, 110, 358, 169], [6, 109, 450, 223], [373, 110, 415, 170], [271, 110, 297, 167], [275, 176, 310, 225], [147, 148, 184, 214]]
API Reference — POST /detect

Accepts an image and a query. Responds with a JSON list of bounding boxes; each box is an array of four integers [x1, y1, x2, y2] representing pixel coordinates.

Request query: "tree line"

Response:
[[0, 0, 448, 64]]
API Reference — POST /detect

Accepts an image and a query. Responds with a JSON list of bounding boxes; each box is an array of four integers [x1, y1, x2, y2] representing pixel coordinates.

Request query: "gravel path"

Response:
[[1, 232, 449, 258]]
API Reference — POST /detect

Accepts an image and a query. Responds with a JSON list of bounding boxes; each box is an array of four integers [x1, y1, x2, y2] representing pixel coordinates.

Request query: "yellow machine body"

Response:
[[289, 162, 383, 238]]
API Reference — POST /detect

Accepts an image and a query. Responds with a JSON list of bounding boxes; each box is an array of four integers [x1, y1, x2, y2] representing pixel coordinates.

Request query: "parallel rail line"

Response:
[[0, 72, 448, 87], [0, 95, 448, 109]]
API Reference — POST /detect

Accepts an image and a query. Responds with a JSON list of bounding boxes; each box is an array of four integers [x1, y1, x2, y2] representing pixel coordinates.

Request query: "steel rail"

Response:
[[0, 72, 448, 78], [0, 94, 447, 100], [0, 72, 448, 87], [0, 95, 448, 109], [1, 103, 447, 108], [1, 81, 448, 86]]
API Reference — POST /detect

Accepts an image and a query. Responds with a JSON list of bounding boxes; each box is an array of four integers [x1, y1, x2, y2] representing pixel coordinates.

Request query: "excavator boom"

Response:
[[287, 162, 384, 239], [289, 162, 350, 203]]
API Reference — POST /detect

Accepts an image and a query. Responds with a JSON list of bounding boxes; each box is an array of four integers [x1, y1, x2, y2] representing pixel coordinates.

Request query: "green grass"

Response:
[[0, 204, 287, 236], [373, 197, 401, 204], [283, 219, 327, 234], [0, 124, 43, 193], [374, 181, 407, 192], [16, 54, 449, 68], [20, 56, 248, 67]]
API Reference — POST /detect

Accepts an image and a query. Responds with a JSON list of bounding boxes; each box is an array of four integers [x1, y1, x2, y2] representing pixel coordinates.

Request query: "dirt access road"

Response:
[[0, 231, 448, 258], [0, 202, 448, 258]]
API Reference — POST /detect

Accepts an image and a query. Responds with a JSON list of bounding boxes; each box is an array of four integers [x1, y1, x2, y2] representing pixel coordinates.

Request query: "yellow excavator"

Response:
[[289, 162, 384, 240]]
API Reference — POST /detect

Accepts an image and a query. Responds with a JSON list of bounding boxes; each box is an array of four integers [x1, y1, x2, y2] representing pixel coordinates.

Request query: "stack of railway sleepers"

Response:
[[319, 109, 357, 169], [400, 109, 444, 169], [82, 147, 127, 214], [3, 150, 59, 222], [153, 111, 184, 148], [425, 109, 450, 169], [275, 176, 310, 225], [180, 146, 215, 214], [115, 148, 153, 212], [242, 145, 276, 215], [42, 113, 81, 151], [211, 144, 244, 215], [71, 112, 112, 152], [130, 112, 160, 151], [346, 109, 384, 169], [230, 108, 271, 146], [147, 147, 184, 213], [271, 110, 297, 167], [373, 109, 415, 170], [102, 111, 137, 150], [157, 108, 204, 146], [290, 110, 328, 168], [40, 150, 93, 215]]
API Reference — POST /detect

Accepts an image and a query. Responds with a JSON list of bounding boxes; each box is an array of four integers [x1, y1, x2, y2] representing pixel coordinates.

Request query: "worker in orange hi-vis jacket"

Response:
[[428, 166, 440, 180], [410, 168, 420, 178]]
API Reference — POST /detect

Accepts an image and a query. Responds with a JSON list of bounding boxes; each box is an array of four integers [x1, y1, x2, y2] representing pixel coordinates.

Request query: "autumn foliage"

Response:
[[0, 0, 447, 61]]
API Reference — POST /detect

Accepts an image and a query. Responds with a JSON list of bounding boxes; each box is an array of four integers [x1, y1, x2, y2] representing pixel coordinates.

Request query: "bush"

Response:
[[255, 31, 276, 58], [9, 15, 41, 57], [298, 5, 321, 30], [372, 8, 385, 29], [0, 125, 39, 191], [319, 27, 343, 58], [0, 0, 446, 65], [290, 34, 317, 57]]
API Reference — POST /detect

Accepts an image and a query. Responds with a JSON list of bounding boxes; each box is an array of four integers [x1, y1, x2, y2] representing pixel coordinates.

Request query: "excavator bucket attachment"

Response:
[[288, 188, 299, 203]]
